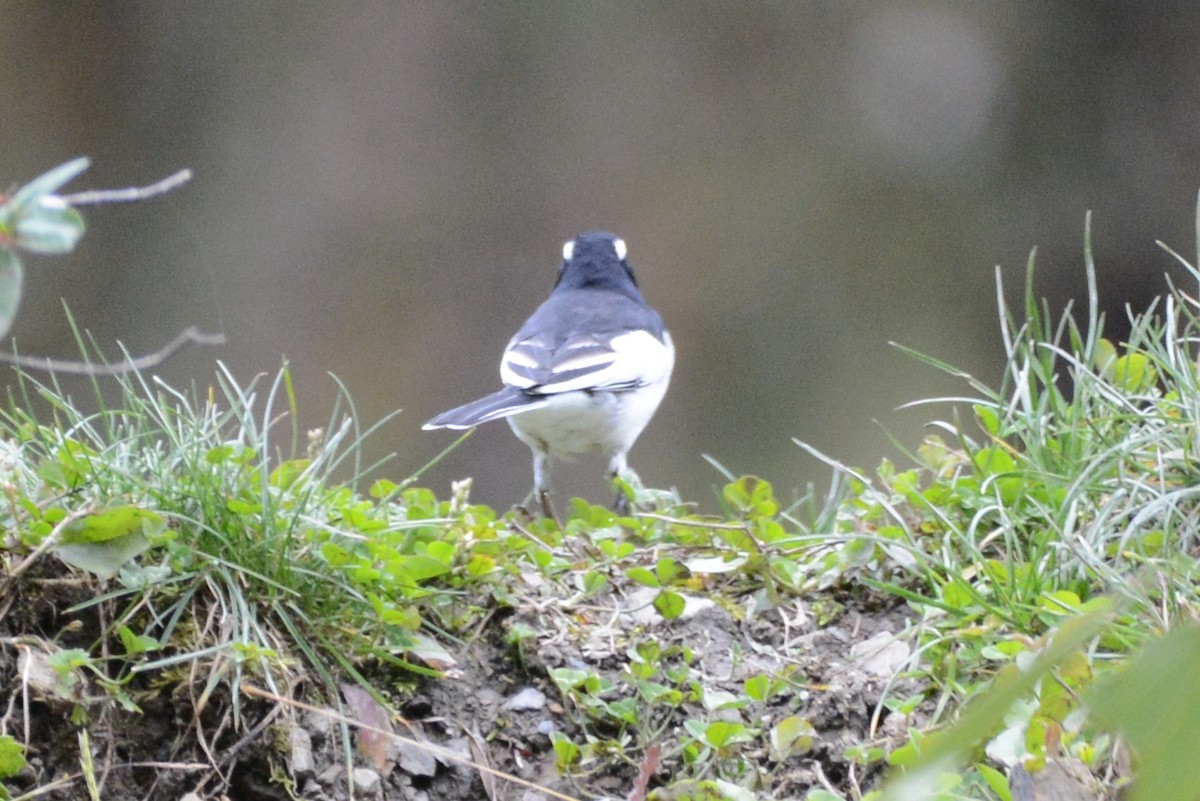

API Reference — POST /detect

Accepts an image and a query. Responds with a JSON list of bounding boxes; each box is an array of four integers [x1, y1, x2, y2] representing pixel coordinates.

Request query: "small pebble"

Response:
[[289, 726, 314, 778], [392, 739, 438, 777], [505, 686, 547, 711], [352, 767, 382, 797], [882, 711, 908, 738], [317, 763, 342, 786]]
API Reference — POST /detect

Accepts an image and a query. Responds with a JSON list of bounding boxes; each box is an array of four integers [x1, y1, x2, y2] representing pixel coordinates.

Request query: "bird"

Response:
[[423, 231, 674, 518]]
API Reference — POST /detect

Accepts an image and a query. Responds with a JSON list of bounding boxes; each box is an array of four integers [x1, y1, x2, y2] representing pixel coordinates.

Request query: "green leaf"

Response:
[[423, 539, 456, 564], [744, 673, 771, 702], [973, 404, 1001, 436], [268, 458, 311, 489], [770, 715, 816, 759], [971, 446, 1022, 503], [1038, 590, 1082, 614], [204, 444, 236, 464], [13, 195, 85, 254], [549, 731, 581, 770], [1093, 337, 1118, 378], [941, 579, 977, 609], [1111, 352, 1156, 393], [321, 541, 352, 565], [62, 506, 166, 545], [117, 625, 161, 656], [1093, 338, 1157, 392], [1088, 624, 1200, 801], [464, 553, 495, 576], [655, 556, 684, 584], [394, 554, 450, 582], [638, 680, 683, 705], [55, 507, 165, 579], [653, 589, 685, 619], [700, 687, 744, 711], [972, 446, 1015, 477], [369, 478, 398, 498], [580, 569, 606, 595], [606, 697, 638, 724], [976, 763, 1012, 801], [625, 566, 660, 587], [56, 534, 153, 579], [47, 647, 91, 672], [723, 475, 778, 517], [505, 621, 538, 644], [703, 720, 750, 748], [0, 734, 27, 779], [0, 248, 22, 340], [549, 667, 592, 692]]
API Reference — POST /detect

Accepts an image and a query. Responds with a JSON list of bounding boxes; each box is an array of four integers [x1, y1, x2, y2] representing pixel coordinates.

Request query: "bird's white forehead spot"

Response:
[[562, 239, 575, 261], [613, 237, 627, 261]]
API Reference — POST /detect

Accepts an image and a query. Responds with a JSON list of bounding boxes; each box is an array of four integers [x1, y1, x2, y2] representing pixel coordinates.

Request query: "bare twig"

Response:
[[0, 326, 225, 375], [60, 169, 193, 206], [626, 742, 661, 801]]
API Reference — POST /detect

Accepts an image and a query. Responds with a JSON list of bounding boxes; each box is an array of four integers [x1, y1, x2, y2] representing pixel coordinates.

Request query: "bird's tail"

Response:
[[422, 386, 549, 430]]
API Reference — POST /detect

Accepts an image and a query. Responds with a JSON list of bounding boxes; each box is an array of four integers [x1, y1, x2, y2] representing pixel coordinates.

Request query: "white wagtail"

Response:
[[423, 231, 674, 517]]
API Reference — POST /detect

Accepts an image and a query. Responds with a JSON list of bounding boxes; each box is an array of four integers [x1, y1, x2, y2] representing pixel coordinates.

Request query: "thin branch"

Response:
[[0, 326, 225, 375], [60, 168, 193, 206]]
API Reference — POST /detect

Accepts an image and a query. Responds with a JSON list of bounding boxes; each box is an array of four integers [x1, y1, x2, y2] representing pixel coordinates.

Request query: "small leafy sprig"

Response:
[[0, 158, 216, 371], [0, 158, 91, 339]]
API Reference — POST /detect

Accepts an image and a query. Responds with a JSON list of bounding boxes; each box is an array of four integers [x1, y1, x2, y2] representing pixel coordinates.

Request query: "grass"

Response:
[[5, 209, 1200, 801]]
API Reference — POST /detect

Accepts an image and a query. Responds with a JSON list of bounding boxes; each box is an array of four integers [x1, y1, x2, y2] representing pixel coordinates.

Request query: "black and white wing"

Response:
[[499, 286, 674, 397], [501, 328, 674, 396], [423, 284, 674, 430]]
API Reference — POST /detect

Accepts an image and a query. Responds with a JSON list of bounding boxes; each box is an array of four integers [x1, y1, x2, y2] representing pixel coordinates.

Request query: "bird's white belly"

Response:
[[506, 382, 668, 460]]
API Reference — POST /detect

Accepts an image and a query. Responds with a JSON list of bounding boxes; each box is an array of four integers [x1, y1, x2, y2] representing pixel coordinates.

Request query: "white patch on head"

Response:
[[613, 237, 627, 261], [562, 239, 575, 261]]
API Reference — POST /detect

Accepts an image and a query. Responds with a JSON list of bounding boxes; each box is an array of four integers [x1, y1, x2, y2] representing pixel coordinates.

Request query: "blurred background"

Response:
[[2, 3, 1199, 510]]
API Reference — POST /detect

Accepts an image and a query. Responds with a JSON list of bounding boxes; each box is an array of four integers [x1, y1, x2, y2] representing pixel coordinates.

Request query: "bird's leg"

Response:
[[539, 489, 558, 522], [609, 452, 637, 515], [532, 451, 560, 522]]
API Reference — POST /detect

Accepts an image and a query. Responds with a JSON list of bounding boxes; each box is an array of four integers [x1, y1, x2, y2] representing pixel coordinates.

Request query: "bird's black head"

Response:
[[553, 231, 643, 300]]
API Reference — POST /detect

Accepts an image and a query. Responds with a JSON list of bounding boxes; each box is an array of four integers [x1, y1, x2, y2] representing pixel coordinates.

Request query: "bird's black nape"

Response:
[[554, 231, 642, 299]]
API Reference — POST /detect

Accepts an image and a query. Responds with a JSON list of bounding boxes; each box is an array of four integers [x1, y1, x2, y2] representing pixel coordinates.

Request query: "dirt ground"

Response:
[[1, 558, 923, 801]]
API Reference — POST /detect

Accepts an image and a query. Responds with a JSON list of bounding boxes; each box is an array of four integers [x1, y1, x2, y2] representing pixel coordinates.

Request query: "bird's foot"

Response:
[[611, 471, 641, 516], [539, 489, 560, 524], [515, 487, 561, 524]]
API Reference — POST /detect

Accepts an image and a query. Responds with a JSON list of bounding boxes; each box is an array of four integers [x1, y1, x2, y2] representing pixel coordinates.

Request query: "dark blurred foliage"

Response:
[[3, 3, 1199, 509]]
